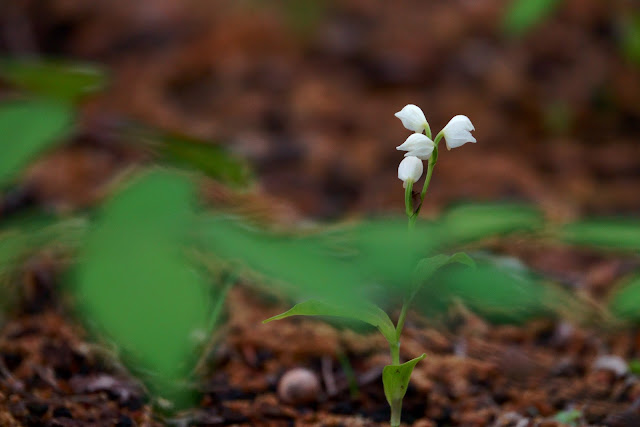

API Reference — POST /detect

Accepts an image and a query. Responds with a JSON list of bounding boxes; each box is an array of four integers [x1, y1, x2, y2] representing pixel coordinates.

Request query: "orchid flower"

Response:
[[441, 115, 476, 150], [396, 133, 435, 160], [394, 104, 429, 134], [398, 156, 423, 188]]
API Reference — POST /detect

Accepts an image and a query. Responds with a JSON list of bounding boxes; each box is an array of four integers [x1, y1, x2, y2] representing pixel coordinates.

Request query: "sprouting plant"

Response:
[[265, 104, 477, 426]]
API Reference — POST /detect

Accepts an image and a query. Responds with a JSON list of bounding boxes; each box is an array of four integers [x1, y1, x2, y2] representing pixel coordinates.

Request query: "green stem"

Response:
[[390, 399, 403, 427], [395, 300, 409, 342], [413, 132, 442, 217], [404, 179, 414, 218], [424, 122, 432, 140], [390, 341, 400, 365]]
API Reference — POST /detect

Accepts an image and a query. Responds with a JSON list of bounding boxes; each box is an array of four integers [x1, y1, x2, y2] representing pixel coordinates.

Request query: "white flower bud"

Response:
[[398, 156, 423, 188], [442, 115, 476, 150], [394, 104, 428, 133], [396, 133, 435, 160]]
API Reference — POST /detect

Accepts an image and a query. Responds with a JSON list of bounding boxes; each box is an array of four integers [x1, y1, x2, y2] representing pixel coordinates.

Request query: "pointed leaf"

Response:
[[561, 218, 640, 253], [264, 299, 396, 344], [441, 203, 543, 244], [72, 170, 210, 407], [0, 99, 73, 184], [411, 252, 475, 298], [382, 353, 426, 405], [502, 0, 561, 37], [0, 58, 106, 101], [609, 275, 640, 322], [126, 127, 252, 187]]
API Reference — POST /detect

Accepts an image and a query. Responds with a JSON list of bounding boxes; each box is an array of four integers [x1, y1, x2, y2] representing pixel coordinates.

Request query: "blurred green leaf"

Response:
[[197, 216, 446, 308], [0, 215, 85, 314], [0, 99, 73, 185], [621, 14, 640, 65], [198, 215, 366, 305], [609, 275, 640, 322], [129, 128, 252, 188], [73, 170, 210, 407], [416, 260, 572, 323], [264, 299, 397, 344], [561, 218, 640, 253], [411, 252, 474, 298], [0, 58, 106, 101], [158, 134, 252, 187], [382, 353, 426, 407], [502, 0, 561, 37], [441, 203, 544, 244], [553, 408, 582, 426]]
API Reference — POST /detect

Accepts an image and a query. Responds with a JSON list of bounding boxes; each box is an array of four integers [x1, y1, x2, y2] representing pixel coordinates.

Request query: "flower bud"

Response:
[[396, 133, 435, 160], [398, 156, 423, 188], [394, 104, 428, 133], [442, 115, 476, 150]]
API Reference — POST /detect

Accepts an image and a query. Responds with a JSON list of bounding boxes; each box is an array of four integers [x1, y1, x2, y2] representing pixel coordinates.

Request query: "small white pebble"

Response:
[[593, 355, 628, 377], [277, 368, 320, 405]]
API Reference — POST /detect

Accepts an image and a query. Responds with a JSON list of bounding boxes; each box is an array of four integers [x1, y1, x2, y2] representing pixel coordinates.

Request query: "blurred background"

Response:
[[1, 0, 638, 220]]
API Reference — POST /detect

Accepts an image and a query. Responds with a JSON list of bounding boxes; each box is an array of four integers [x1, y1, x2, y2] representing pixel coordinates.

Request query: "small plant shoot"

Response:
[[265, 105, 478, 426]]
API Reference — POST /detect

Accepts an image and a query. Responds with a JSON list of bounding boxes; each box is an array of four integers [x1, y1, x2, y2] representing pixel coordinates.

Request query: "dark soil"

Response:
[[1, 0, 640, 425]]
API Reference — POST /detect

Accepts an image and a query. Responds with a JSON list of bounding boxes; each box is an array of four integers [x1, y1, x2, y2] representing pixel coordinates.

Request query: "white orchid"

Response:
[[441, 115, 476, 150], [398, 156, 423, 188], [394, 104, 429, 133], [396, 133, 435, 160]]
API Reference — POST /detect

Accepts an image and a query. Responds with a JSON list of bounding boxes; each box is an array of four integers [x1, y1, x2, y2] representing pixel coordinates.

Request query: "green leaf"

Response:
[[0, 99, 73, 185], [415, 260, 574, 324], [621, 14, 640, 65], [72, 170, 210, 407], [561, 218, 640, 253], [382, 353, 426, 406], [553, 409, 582, 426], [0, 58, 106, 101], [502, 0, 561, 37], [128, 127, 252, 187], [609, 275, 640, 322], [263, 299, 397, 344], [411, 252, 475, 298], [441, 203, 543, 244], [197, 216, 444, 310]]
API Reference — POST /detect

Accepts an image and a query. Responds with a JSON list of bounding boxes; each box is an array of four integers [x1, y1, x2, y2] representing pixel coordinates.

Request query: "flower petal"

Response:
[[398, 156, 423, 187], [442, 115, 476, 150], [394, 104, 428, 133], [396, 133, 435, 160]]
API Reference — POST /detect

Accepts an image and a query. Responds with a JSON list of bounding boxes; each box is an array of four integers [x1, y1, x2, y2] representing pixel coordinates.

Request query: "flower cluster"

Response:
[[395, 104, 476, 187]]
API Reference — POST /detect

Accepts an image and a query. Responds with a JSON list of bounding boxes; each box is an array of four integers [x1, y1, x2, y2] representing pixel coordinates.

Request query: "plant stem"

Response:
[[390, 399, 403, 427], [404, 179, 414, 218], [390, 340, 400, 365]]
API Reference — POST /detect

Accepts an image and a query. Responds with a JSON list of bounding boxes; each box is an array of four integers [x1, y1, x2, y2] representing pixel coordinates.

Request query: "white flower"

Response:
[[442, 115, 476, 150], [396, 133, 435, 160], [394, 104, 428, 133], [398, 156, 423, 188]]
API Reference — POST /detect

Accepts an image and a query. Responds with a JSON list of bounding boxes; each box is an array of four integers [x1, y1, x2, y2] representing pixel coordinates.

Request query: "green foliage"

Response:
[[608, 275, 640, 322], [264, 299, 397, 344], [621, 14, 640, 65], [416, 259, 569, 323], [0, 58, 106, 102], [128, 128, 253, 188], [629, 359, 640, 375], [382, 353, 426, 426], [553, 408, 582, 426], [72, 170, 211, 407], [502, 0, 561, 37], [198, 216, 449, 308], [441, 203, 544, 244], [561, 218, 640, 253], [411, 252, 475, 299], [0, 99, 73, 185]]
